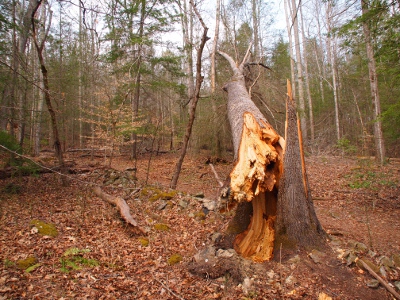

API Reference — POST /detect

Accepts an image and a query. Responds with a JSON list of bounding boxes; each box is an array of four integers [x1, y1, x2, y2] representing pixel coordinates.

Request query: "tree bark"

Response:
[[210, 0, 221, 156], [275, 81, 325, 249]]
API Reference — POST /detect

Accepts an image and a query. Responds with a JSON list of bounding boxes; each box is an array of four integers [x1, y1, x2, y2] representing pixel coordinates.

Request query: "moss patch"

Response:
[[168, 254, 183, 265], [30, 219, 58, 237], [17, 256, 37, 270], [154, 223, 170, 231], [60, 247, 99, 273], [194, 211, 206, 221], [138, 237, 149, 247], [149, 190, 177, 202]]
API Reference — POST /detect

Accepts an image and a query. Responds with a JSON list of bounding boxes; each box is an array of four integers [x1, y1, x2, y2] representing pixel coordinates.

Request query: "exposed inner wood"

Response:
[[234, 191, 277, 262], [229, 112, 283, 261]]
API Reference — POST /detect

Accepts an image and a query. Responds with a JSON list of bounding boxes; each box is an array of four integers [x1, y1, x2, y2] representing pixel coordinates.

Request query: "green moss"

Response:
[[17, 256, 37, 270], [30, 219, 58, 237], [154, 223, 170, 231], [356, 258, 380, 274], [194, 211, 206, 221], [3, 183, 22, 194], [3, 259, 15, 268], [149, 190, 177, 202], [60, 247, 99, 273], [138, 237, 149, 247], [167, 254, 183, 265]]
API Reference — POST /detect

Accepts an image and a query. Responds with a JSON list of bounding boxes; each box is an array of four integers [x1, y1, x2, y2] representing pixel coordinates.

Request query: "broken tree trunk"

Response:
[[218, 49, 284, 262], [93, 186, 145, 235], [275, 81, 325, 249], [218, 51, 325, 262]]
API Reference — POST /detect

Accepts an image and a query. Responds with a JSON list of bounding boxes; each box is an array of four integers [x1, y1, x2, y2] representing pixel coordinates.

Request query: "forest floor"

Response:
[[0, 151, 400, 299]]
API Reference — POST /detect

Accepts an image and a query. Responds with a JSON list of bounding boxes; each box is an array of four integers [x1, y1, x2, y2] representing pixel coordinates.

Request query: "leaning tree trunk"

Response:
[[218, 51, 325, 262]]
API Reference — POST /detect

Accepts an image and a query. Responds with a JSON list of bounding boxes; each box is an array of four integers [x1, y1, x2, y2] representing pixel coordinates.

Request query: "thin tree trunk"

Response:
[[326, 2, 340, 141], [251, 0, 259, 58], [299, 5, 315, 144], [361, 0, 386, 164], [289, 0, 307, 142], [78, 1, 83, 148], [131, 0, 145, 160], [210, 0, 222, 156], [32, 0, 65, 169], [170, 1, 209, 189], [284, 0, 296, 99]]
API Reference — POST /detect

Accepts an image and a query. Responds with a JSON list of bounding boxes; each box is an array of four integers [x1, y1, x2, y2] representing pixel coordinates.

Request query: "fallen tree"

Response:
[[214, 49, 325, 262]]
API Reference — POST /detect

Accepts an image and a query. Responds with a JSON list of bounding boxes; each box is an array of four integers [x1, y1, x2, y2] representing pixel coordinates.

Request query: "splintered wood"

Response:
[[229, 112, 283, 261]]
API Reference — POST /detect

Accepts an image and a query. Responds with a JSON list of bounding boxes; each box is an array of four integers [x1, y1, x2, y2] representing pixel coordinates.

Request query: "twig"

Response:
[[209, 163, 224, 187], [153, 276, 186, 300], [357, 258, 400, 300]]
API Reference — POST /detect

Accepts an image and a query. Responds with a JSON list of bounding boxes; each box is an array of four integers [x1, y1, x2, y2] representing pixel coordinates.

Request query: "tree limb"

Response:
[[217, 51, 241, 77], [238, 42, 253, 73], [357, 258, 400, 300], [209, 163, 224, 187], [93, 186, 145, 235]]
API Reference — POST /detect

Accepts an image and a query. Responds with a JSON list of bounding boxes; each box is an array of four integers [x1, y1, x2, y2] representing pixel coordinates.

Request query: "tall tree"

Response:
[[326, 1, 341, 141], [287, 0, 307, 142], [31, 0, 64, 169], [361, 0, 386, 164], [170, 0, 209, 189]]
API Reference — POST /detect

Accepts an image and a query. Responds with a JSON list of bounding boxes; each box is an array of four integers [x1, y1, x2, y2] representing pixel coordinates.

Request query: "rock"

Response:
[[318, 292, 332, 300], [216, 249, 235, 258], [193, 192, 205, 198], [287, 255, 300, 264], [355, 242, 368, 253], [309, 249, 326, 264], [392, 254, 400, 267], [394, 281, 400, 291], [157, 201, 167, 210], [366, 279, 380, 289], [179, 199, 189, 209], [285, 275, 297, 286], [194, 245, 216, 263], [379, 256, 394, 268], [346, 253, 357, 266], [202, 199, 216, 211], [241, 277, 254, 295], [211, 233, 222, 243], [347, 240, 357, 249], [379, 266, 387, 278], [267, 270, 276, 279]]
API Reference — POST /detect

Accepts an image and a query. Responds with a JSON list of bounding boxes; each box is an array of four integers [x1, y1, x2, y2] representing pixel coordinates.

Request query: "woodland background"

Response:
[[1, 1, 400, 299], [0, 0, 399, 161]]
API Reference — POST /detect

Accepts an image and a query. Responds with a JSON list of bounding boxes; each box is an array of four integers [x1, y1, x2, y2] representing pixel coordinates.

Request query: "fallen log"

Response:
[[93, 186, 145, 235]]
